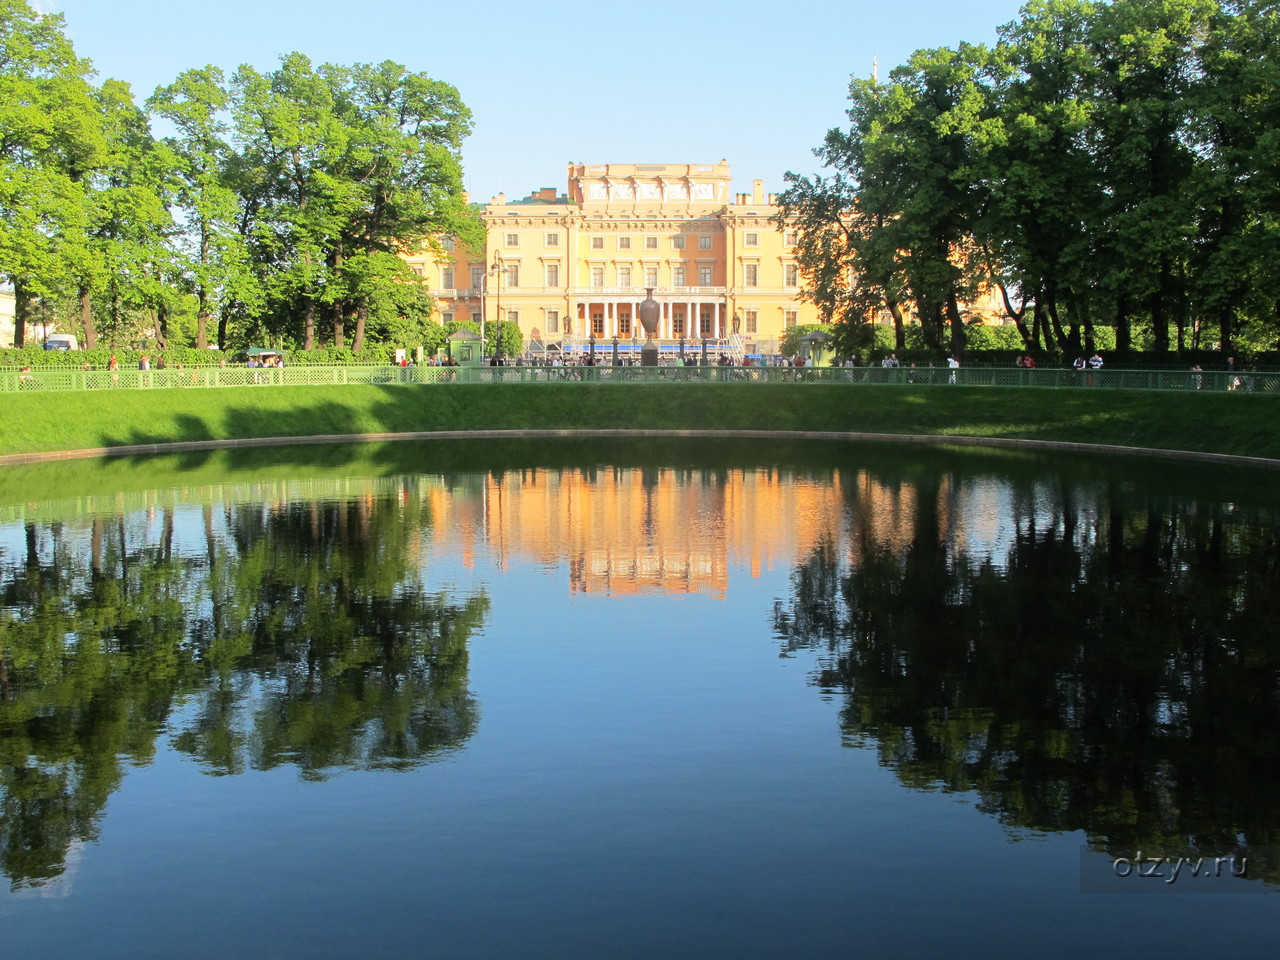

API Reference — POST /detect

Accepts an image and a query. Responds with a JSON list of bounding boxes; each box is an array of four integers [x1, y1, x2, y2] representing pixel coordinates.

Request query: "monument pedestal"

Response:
[[641, 343, 660, 367]]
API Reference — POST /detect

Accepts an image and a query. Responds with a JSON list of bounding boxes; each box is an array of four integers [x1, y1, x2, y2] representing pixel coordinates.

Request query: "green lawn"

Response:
[[3, 382, 1278, 461]]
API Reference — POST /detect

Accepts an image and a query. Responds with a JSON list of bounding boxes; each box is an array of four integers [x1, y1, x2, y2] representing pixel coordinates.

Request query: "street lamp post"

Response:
[[489, 258, 503, 366], [701, 337, 709, 367], [612, 336, 619, 366]]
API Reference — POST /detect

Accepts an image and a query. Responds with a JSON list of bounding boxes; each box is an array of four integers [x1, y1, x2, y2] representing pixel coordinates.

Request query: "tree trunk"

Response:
[[353, 300, 368, 353], [1115, 295, 1131, 354], [197, 225, 211, 349], [1047, 298, 1070, 353], [303, 296, 316, 350], [1218, 305, 1234, 355], [12, 279, 31, 348], [332, 299, 345, 350], [155, 301, 169, 349], [946, 293, 967, 359], [1150, 287, 1170, 353], [995, 281, 1033, 349], [888, 300, 906, 352], [79, 287, 98, 349], [1075, 296, 1096, 354]]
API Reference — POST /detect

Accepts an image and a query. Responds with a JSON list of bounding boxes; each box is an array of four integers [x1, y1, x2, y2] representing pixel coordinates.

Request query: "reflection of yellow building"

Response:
[[15, 463, 1022, 601], [421, 466, 848, 598], [405, 162, 823, 359]]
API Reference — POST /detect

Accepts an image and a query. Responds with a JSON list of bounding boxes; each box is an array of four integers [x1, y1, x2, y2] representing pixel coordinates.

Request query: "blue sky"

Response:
[[43, 0, 1025, 201]]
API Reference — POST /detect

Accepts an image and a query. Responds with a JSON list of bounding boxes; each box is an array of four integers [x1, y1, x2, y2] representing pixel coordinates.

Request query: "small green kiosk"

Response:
[[446, 328, 484, 366], [798, 330, 832, 367]]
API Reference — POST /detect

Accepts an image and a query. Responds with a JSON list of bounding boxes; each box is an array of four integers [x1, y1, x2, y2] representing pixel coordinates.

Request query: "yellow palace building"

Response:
[[405, 162, 824, 359]]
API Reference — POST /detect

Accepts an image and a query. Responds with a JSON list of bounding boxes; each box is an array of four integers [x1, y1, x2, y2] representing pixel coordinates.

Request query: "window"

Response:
[[618, 266, 632, 287], [441, 237, 455, 251], [471, 266, 484, 289], [505, 264, 519, 287], [505, 232, 519, 247], [506, 310, 519, 326], [592, 311, 605, 336], [546, 233, 559, 246], [591, 266, 605, 288], [700, 312, 712, 336], [591, 236, 604, 250], [411, 265, 423, 276], [699, 266, 713, 285], [545, 263, 560, 287], [619, 312, 631, 336], [442, 267, 455, 288], [784, 230, 797, 247], [471, 310, 482, 324], [645, 236, 658, 249], [547, 310, 559, 333], [745, 310, 757, 333], [645, 266, 658, 287], [785, 310, 797, 329], [673, 265, 686, 286], [698, 236, 712, 250], [745, 233, 758, 247], [618, 236, 631, 250], [672, 236, 685, 250], [673, 313, 686, 336], [744, 263, 758, 287], [785, 263, 798, 286], [442, 311, 453, 325]]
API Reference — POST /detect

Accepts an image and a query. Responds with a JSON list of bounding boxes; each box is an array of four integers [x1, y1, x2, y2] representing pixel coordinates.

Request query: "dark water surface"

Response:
[[1, 440, 1278, 958]]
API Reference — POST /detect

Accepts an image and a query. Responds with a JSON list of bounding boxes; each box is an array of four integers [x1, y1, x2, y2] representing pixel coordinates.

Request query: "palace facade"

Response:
[[405, 162, 823, 359]]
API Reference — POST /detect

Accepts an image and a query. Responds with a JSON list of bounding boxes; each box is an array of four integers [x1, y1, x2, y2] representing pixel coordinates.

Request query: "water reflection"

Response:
[[772, 466, 1280, 883], [2, 442, 1279, 904], [0, 488, 487, 890]]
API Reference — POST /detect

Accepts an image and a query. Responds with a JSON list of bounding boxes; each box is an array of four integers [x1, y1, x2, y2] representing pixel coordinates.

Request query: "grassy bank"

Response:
[[2, 382, 1279, 461]]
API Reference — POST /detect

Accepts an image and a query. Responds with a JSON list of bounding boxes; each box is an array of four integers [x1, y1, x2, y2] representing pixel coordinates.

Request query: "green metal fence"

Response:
[[2, 363, 1276, 393]]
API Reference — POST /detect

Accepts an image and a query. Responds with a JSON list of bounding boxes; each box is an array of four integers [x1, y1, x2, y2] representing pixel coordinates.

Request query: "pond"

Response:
[[1, 439, 1278, 958]]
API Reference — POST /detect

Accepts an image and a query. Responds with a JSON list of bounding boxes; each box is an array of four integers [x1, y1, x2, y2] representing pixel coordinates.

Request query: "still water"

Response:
[[1, 440, 1278, 958]]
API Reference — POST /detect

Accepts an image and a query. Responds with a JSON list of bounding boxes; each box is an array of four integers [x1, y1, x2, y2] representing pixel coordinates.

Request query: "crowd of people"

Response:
[[9, 350, 1269, 393]]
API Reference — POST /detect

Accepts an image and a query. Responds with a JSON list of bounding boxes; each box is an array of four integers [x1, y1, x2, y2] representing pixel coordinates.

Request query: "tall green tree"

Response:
[[983, 0, 1104, 353], [231, 53, 341, 350], [1086, 0, 1215, 353], [321, 60, 479, 352], [1187, 0, 1280, 352], [0, 0, 103, 347], [782, 44, 997, 359], [873, 43, 997, 358], [149, 66, 254, 350], [786, 0, 1280, 357], [229, 55, 478, 352], [72, 79, 178, 348]]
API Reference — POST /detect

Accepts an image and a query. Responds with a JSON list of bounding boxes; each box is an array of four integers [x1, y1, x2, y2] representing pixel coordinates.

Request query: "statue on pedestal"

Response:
[[639, 288, 660, 367]]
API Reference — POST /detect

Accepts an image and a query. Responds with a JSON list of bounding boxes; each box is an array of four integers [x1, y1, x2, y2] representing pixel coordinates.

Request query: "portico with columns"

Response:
[[575, 296, 726, 340]]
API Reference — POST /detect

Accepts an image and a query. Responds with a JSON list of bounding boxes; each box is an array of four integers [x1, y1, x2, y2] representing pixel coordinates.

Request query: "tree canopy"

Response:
[[778, 0, 1280, 359], [0, 1, 478, 352]]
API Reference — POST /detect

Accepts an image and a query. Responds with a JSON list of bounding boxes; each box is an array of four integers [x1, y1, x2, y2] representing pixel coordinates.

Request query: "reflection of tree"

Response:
[[175, 498, 484, 777], [0, 515, 200, 889], [775, 472, 1280, 881], [0, 492, 486, 890]]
